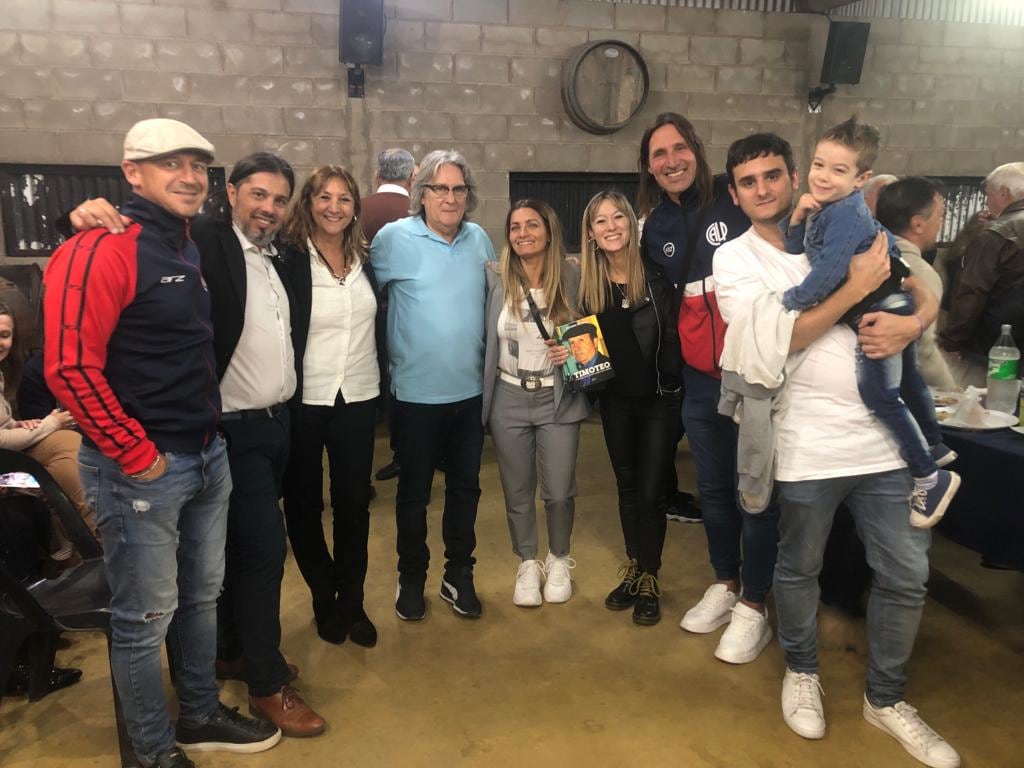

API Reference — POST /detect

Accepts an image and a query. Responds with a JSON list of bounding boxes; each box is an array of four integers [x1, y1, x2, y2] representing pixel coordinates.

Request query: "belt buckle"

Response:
[[521, 376, 540, 392]]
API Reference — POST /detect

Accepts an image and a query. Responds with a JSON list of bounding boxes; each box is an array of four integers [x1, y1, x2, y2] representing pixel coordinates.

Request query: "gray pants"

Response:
[[488, 380, 580, 560]]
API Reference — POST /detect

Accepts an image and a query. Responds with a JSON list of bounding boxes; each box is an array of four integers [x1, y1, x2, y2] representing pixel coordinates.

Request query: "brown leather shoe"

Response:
[[249, 685, 326, 738], [216, 658, 299, 683]]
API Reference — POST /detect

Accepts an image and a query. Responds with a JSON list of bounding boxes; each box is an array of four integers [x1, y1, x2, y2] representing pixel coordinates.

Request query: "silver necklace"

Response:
[[614, 282, 630, 309]]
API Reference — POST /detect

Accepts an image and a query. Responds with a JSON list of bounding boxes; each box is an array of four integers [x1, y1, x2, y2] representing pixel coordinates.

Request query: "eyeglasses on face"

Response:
[[425, 184, 470, 199]]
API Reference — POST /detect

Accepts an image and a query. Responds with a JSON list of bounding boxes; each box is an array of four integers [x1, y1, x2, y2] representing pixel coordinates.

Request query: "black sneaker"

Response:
[[631, 572, 662, 626], [152, 748, 195, 768], [440, 566, 482, 618], [666, 492, 703, 523], [605, 559, 639, 610], [395, 573, 426, 621], [175, 703, 281, 754]]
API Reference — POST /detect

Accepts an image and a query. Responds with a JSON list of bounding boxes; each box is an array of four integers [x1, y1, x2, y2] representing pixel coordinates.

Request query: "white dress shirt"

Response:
[[219, 224, 296, 412], [375, 183, 410, 196], [302, 240, 380, 405]]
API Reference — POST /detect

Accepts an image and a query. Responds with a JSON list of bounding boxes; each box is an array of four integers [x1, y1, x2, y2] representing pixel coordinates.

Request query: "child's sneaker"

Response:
[[931, 444, 958, 468], [909, 470, 961, 529]]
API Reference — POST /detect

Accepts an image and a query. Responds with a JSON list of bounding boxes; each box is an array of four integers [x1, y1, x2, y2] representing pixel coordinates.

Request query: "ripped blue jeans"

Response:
[[79, 437, 231, 765]]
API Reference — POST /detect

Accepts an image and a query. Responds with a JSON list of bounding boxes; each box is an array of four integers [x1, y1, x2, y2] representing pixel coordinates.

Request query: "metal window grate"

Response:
[[0, 164, 226, 258], [509, 172, 640, 253], [933, 176, 986, 245]]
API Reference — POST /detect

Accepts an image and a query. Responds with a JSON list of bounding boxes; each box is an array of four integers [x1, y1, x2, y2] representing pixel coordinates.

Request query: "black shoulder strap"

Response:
[[521, 282, 551, 341]]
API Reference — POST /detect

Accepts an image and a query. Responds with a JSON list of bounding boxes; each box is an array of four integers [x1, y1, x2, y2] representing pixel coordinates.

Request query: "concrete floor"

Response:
[[2, 417, 1022, 767]]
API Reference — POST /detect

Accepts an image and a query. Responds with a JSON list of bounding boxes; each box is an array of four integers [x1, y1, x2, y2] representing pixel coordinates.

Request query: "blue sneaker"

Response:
[[931, 444, 958, 468], [909, 470, 961, 529]]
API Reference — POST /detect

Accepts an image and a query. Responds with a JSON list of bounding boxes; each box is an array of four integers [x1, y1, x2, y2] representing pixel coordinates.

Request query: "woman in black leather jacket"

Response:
[[578, 190, 682, 627]]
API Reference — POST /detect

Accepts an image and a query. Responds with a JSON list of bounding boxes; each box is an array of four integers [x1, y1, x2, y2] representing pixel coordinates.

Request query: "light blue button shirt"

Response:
[[371, 214, 495, 404]]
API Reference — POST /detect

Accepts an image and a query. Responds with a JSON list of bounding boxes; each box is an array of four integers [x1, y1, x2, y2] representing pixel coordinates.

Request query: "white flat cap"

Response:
[[123, 118, 215, 162]]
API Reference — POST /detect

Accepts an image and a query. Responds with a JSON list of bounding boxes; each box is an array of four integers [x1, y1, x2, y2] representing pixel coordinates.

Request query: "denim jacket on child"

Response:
[[779, 189, 907, 313]]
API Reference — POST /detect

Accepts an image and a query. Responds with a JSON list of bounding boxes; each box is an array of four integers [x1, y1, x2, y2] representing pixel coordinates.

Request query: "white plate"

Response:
[[942, 410, 1018, 430], [1011, 426, 1024, 436]]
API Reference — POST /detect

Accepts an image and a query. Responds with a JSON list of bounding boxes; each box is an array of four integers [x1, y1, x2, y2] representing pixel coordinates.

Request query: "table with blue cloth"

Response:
[[938, 426, 1024, 570]]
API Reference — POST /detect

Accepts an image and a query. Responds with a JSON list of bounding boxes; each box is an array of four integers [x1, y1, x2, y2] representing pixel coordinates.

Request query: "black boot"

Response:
[[605, 559, 640, 611], [3, 662, 82, 698], [631, 572, 662, 626], [347, 605, 378, 648], [313, 600, 347, 644]]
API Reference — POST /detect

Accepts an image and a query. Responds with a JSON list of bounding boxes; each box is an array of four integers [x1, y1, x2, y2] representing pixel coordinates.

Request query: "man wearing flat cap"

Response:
[[43, 119, 281, 768]]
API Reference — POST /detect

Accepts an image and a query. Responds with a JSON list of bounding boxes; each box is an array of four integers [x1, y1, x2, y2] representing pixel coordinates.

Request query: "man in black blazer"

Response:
[[191, 153, 326, 739]]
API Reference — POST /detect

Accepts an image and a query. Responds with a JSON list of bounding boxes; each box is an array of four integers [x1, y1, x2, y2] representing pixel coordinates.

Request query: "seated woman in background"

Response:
[[483, 199, 589, 607], [0, 304, 95, 547], [280, 165, 384, 648], [578, 191, 683, 627]]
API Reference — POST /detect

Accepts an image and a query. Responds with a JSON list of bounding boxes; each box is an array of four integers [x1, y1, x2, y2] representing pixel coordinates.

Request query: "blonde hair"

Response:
[[500, 199, 576, 327], [282, 165, 367, 265], [579, 191, 646, 315]]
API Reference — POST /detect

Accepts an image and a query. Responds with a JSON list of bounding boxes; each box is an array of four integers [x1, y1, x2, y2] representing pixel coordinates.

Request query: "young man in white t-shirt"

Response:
[[713, 133, 960, 768]]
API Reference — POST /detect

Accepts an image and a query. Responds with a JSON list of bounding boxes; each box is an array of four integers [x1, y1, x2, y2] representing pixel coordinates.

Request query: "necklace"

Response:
[[312, 240, 350, 285], [613, 282, 630, 309]]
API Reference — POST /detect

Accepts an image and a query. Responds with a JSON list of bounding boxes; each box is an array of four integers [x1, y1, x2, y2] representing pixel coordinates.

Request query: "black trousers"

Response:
[[598, 390, 680, 575], [283, 393, 376, 614], [216, 410, 291, 698], [393, 396, 484, 577]]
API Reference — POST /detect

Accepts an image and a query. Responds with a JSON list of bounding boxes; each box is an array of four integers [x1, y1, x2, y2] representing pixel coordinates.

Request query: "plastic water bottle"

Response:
[[986, 324, 1020, 413]]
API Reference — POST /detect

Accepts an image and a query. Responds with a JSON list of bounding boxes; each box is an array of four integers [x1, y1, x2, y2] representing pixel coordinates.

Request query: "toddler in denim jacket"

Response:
[[780, 117, 960, 528]]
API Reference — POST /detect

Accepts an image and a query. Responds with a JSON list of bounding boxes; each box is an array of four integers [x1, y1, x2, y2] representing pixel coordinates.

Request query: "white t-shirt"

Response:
[[714, 228, 905, 482], [496, 288, 555, 379]]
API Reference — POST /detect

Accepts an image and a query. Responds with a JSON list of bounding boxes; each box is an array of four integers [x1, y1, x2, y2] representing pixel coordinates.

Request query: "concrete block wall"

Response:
[[1, 0, 1021, 255]]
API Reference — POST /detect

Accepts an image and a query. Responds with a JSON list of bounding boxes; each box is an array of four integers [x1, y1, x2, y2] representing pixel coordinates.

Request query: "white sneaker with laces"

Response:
[[863, 696, 961, 768], [512, 560, 543, 607], [781, 668, 826, 740], [714, 602, 773, 664], [542, 552, 575, 604], [680, 583, 739, 633]]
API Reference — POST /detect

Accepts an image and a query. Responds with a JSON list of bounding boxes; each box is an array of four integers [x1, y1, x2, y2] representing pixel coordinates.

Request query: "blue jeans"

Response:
[[774, 469, 931, 707], [79, 437, 231, 764], [682, 367, 778, 603], [855, 292, 941, 478]]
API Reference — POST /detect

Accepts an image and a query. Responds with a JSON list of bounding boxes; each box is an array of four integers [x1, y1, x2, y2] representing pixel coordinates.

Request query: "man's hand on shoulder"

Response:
[[70, 198, 131, 234]]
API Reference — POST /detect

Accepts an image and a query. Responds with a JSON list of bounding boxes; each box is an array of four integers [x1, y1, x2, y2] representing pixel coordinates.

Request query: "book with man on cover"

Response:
[[555, 315, 615, 391]]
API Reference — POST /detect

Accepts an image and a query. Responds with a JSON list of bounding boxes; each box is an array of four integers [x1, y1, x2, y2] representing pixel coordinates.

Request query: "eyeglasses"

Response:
[[425, 184, 471, 199]]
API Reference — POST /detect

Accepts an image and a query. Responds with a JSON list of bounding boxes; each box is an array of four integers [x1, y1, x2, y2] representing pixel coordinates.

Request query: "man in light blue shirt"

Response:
[[371, 149, 495, 621]]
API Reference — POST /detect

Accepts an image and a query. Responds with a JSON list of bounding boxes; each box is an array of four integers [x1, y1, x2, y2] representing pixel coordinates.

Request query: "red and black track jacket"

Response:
[[642, 176, 750, 380], [43, 194, 220, 474]]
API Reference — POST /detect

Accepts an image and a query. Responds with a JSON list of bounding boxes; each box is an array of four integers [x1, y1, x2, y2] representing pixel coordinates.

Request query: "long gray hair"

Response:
[[410, 149, 479, 218]]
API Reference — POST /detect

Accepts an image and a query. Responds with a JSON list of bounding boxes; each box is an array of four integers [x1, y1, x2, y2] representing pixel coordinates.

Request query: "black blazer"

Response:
[[190, 215, 297, 382], [277, 242, 387, 422]]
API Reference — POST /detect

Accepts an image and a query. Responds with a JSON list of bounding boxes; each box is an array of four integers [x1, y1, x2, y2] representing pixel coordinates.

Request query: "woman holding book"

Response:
[[280, 165, 385, 648], [483, 199, 589, 607], [579, 190, 683, 626]]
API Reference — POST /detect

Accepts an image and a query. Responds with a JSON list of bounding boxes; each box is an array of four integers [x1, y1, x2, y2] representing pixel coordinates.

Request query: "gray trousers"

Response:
[[488, 380, 580, 560]]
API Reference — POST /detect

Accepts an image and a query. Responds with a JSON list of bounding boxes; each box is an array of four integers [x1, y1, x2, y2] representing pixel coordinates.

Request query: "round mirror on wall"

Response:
[[561, 40, 650, 135]]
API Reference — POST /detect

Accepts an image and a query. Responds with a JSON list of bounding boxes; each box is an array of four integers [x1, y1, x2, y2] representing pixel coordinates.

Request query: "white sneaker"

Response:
[[680, 583, 739, 633], [542, 552, 575, 604], [512, 560, 543, 607], [714, 602, 773, 664], [863, 697, 961, 768], [781, 668, 826, 740]]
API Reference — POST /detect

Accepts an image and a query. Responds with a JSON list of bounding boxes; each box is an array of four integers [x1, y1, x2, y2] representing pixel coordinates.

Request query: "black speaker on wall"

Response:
[[340, 0, 384, 66], [820, 21, 870, 85]]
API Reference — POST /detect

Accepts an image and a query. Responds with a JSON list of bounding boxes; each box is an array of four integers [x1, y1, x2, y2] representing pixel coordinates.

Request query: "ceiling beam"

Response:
[[798, 0, 856, 12]]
